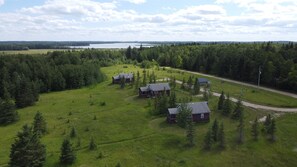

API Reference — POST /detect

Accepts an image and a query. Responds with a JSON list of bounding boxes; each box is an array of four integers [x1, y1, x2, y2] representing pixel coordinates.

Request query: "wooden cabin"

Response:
[[167, 102, 210, 123], [112, 73, 134, 84], [139, 83, 171, 97]]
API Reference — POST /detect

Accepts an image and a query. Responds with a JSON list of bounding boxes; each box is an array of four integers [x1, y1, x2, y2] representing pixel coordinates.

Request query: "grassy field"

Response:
[[0, 64, 296, 167], [151, 67, 297, 108]]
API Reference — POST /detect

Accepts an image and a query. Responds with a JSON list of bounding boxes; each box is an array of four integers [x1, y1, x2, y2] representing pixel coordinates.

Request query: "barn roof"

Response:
[[168, 102, 210, 115]]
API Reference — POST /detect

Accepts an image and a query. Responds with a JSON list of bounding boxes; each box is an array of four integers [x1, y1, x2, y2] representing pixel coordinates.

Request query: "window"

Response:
[[201, 113, 204, 119]]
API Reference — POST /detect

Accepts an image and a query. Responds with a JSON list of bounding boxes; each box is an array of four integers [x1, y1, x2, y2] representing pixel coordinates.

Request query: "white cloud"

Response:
[[0, 0, 4, 6], [123, 0, 146, 4]]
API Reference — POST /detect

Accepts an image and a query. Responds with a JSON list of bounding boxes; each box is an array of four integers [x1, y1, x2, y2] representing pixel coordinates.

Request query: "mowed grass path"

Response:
[[0, 64, 296, 166]]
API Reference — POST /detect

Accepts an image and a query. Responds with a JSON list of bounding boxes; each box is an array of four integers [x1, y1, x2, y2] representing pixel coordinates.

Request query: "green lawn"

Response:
[[0, 64, 296, 167]]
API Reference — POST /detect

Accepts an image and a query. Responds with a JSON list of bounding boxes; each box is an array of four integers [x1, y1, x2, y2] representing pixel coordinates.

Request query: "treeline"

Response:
[[0, 41, 91, 50], [125, 42, 297, 93], [0, 50, 111, 109]]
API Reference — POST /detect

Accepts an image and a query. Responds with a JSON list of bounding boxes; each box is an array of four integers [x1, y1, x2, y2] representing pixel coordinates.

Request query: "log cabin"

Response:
[[167, 102, 210, 123], [139, 83, 171, 97], [112, 73, 134, 84]]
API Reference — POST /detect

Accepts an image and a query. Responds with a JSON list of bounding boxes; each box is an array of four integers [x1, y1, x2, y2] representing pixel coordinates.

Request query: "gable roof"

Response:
[[113, 73, 133, 80], [198, 78, 209, 84], [139, 83, 171, 92], [148, 83, 170, 91], [168, 102, 210, 115]]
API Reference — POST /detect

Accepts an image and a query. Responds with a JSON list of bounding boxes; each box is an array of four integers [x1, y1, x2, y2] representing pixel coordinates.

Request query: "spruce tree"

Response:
[[211, 119, 219, 142], [70, 127, 76, 138], [203, 128, 212, 150], [267, 118, 276, 142], [177, 102, 192, 128], [168, 92, 177, 108], [0, 98, 18, 125], [218, 91, 225, 110], [218, 122, 226, 149], [193, 78, 200, 95], [203, 86, 209, 101], [251, 117, 259, 141], [181, 77, 186, 89], [232, 98, 244, 120], [89, 137, 97, 150], [264, 114, 272, 133], [186, 117, 194, 147], [237, 117, 244, 144], [187, 76, 193, 90], [222, 93, 231, 116], [142, 70, 147, 86], [33, 111, 47, 135], [10, 124, 46, 167], [120, 76, 126, 89], [60, 138, 76, 164]]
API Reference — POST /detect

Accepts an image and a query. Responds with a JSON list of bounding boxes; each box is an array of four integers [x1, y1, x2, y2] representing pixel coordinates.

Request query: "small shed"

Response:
[[197, 78, 210, 85]]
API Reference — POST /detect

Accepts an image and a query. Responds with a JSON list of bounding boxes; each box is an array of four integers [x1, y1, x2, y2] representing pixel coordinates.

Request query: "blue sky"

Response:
[[0, 0, 296, 41]]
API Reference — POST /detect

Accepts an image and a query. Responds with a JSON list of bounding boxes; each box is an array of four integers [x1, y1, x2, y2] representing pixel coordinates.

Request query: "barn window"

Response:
[[201, 113, 204, 119]]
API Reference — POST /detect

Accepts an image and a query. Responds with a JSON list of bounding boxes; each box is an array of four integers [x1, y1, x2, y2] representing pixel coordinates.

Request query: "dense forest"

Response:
[[0, 49, 126, 109], [126, 42, 297, 93]]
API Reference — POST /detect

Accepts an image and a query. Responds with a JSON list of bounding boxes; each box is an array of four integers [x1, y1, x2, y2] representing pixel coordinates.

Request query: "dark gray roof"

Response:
[[198, 78, 209, 84], [148, 83, 170, 91], [140, 83, 170, 92], [168, 102, 210, 115], [113, 73, 133, 80]]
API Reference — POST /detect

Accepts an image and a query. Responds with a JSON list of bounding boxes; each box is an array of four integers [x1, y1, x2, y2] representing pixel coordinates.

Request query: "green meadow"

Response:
[[0, 64, 296, 167]]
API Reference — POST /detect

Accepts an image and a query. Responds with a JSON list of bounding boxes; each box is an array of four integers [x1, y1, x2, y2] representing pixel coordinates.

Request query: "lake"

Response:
[[70, 43, 154, 49]]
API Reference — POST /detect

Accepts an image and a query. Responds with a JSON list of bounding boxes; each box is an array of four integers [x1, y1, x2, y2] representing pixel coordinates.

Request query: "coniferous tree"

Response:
[[203, 128, 212, 150], [211, 119, 219, 142], [222, 93, 232, 116], [33, 111, 47, 135], [203, 86, 209, 101], [218, 91, 225, 110], [187, 76, 193, 90], [134, 71, 140, 92], [264, 114, 272, 133], [193, 78, 200, 95], [181, 77, 186, 89], [251, 117, 259, 141], [157, 93, 168, 115], [177, 102, 192, 128], [120, 76, 126, 89], [70, 127, 76, 138], [0, 98, 18, 125], [10, 124, 46, 167], [237, 117, 244, 144], [232, 98, 244, 119], [89, 137, 97, 150], [60, 138, 76, 164], [267, 118, 276, 142], [168, 92, 177, 108], [142, 70, 147, 86], [218, 122, 226, 149], [186, 115, 194, 147]]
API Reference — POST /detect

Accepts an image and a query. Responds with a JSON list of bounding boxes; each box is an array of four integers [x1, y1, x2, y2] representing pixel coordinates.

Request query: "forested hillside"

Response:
[[0, 49, 124, 108], [126, 42, 297, 93]]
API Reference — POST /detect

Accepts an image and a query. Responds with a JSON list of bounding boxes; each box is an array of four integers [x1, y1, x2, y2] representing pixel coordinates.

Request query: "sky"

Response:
[[0, 0, 296, 41]]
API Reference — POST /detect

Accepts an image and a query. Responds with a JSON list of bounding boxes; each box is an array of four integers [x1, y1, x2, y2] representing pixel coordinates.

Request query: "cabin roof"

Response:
[[168, 102, 210, 115], [140, 83, 170, 92], [113, 73, 133, 80], [198, 78, 209, 83]]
